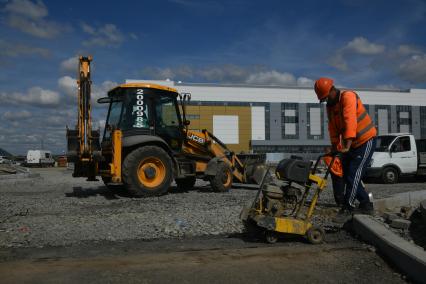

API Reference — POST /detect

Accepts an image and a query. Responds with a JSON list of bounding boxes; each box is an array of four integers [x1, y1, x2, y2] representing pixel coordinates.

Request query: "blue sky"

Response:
[[0, 0, 426, 154]]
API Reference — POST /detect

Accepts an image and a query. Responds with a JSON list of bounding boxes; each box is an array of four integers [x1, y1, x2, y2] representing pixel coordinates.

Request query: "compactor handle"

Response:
[[311, 151, 342, 179]]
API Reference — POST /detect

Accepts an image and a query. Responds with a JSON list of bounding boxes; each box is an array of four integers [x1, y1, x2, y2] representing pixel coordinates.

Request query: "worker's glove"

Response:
[[339, 147, 350, 153]]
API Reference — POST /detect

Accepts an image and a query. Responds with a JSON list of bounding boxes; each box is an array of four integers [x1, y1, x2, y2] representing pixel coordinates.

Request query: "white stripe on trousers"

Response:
[[349, 139, 373, 206]]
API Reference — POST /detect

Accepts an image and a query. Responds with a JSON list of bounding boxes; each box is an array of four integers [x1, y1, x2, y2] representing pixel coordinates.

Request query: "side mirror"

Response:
[[97, 97, 111, 104]]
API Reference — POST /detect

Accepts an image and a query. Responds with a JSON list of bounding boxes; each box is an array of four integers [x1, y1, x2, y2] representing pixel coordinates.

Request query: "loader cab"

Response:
[[99, 84, 185, 151]]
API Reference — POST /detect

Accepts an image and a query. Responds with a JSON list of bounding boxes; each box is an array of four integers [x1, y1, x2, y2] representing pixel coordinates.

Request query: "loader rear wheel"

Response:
[[306, 226, 325, 245], [175, 176, 196, 191], [122, 146, 173, 197], [209, 162, 232, 192]]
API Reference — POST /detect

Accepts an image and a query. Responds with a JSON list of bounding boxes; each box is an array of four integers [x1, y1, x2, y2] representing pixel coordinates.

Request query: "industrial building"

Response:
[[127, 80, 426, 157]]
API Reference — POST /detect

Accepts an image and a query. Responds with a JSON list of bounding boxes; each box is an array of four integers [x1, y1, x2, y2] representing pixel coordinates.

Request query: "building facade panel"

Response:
[[251, 106, 265, 140], [127, 80, 426, 154], [412, 106, 421, 139]]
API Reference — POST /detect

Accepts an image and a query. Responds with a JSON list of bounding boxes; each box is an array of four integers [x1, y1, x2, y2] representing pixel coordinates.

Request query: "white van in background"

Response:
[[366, 133, 426, 183], [26, 150, 55, 167]]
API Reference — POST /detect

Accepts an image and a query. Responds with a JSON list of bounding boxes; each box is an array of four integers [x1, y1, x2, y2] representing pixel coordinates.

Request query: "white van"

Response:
[[366, 133, 426, 183], [26, 150, 55, 167]]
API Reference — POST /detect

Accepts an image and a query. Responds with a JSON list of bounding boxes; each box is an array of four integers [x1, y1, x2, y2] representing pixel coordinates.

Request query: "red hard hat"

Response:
[[314, 77, 334, 101]]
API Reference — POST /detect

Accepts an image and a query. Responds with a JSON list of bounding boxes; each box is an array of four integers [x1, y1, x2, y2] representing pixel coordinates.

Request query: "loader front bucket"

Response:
[[236, 153, 268, 184]]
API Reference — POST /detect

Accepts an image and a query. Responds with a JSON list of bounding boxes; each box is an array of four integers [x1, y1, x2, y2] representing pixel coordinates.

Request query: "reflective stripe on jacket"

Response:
[[327, 91, 377, 148]]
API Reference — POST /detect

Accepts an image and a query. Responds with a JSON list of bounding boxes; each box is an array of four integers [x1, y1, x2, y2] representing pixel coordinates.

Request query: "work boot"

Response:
[[332, 208, 353, 223], [356, 201, 374, 215]]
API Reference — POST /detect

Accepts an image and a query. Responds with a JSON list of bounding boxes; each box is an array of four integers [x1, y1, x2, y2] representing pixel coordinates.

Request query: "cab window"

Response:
[[391, 136, 411, 152], [104, 100, 123, 139], [155, 96, 180, 128]]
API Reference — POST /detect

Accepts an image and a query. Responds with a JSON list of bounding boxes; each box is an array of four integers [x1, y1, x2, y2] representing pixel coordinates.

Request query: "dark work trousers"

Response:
[[330, 173, 345, 206], [341, 137, 376, 208]]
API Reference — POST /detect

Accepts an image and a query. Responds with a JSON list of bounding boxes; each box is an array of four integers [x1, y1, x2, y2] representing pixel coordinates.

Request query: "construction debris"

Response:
[[0, 164, 32, 179]]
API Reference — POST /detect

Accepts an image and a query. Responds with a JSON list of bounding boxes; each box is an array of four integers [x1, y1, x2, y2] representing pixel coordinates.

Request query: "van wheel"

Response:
[[122, 146, 173, 197], [382, 167, 398, 184]]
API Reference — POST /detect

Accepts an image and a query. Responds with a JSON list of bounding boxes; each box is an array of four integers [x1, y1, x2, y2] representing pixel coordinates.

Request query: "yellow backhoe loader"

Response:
[[67, 56, 265, 196]]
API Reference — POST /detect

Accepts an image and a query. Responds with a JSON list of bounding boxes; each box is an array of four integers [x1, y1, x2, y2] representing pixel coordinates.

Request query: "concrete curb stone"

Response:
[[390, 218, 411, 230], [353, 214, 426, 284], [373, 190, 426, 213]]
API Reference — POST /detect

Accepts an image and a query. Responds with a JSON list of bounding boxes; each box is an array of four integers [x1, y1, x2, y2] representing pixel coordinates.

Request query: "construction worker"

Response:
[[314, 78, 377, 223]]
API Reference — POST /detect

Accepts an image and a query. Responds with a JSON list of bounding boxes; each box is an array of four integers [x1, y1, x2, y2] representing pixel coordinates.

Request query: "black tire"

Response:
[[381, 167, 399, 184], [102, 176, 111, 185], [209, 162, 232, 192], [265, 230, 279, 244], [306, 226, 325, 245], [175, 176, 196, 191], [122, 146, 173, 197]]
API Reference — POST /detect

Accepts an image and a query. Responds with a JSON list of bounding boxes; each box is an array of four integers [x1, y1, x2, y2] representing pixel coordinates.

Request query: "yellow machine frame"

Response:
[[243, 153, 339, 244]]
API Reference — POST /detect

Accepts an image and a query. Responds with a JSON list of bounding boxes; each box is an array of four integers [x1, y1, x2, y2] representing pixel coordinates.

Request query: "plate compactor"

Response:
[[240, 153, 339, 244]]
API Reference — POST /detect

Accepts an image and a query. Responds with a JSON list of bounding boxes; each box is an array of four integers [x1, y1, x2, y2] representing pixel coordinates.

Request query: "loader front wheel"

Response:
[[209, 162, 232, 192], [123, 146, 173, 197]]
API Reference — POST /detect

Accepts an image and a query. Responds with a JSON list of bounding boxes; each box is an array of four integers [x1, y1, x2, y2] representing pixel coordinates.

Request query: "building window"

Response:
[[421, 107, 426, 139], [375, 105, 391, 135], [281, 103, 299, 139], [252, 145, 326, 154], [187, 114, 200, 120], [265, 104, 270, 140], [396, 106, 412, 133], [307, 103, 324, 140]]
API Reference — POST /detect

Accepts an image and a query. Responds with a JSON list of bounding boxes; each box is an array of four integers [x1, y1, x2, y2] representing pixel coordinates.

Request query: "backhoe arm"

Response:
[[66, 56, 100, 180]]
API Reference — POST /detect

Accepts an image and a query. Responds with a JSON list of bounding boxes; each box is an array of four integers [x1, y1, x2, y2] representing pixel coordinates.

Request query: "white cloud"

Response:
[[81, 23, 125, 47], [246, 71, 313, 86], [0, 86, 60, 106], [246, 71, 296, 85], [58, 76, 77, 97], [81, 22, 96, 35], [398, 54, 426, 83], [375, 84, 397, 90], [140, 64, 313, 86], [200, 65, 248, 82], [60, 56, 78, 73], [296, 77, 314, 87], [328, 37, 385, 71], [3, 0, 70, 39], [2, 110, 32, 120], [0, 39, 50, 58], [92, 80, 117, 101], [397, 45, 422, 56], [58, 75, 116, 104], [345, 37, 385, 55], [3, 0, 47, 20]]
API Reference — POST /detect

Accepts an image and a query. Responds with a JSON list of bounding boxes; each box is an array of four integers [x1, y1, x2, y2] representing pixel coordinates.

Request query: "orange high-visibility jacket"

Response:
[[327, 91, 376, 148], [323, 155, 343, 177]]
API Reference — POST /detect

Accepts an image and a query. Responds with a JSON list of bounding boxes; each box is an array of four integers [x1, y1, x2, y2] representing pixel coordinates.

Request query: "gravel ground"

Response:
[[0, 167, 424, 248]]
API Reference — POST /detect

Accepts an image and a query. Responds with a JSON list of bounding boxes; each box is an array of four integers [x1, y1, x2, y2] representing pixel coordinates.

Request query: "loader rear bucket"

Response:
[[66, 129, 79, 162]]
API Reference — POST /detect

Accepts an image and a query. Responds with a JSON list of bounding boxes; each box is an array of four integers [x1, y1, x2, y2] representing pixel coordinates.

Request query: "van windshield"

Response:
[[375, 135, 396, 152]]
